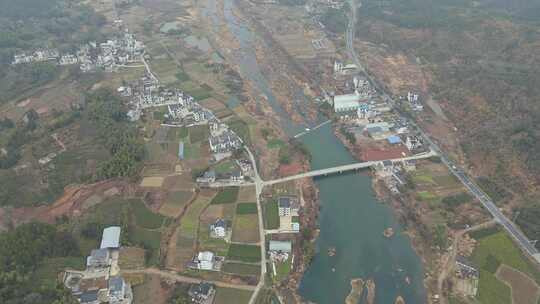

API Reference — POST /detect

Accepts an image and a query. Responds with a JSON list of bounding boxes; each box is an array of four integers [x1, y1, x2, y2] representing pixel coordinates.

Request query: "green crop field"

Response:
[[273, 257, 292, 282], [471, 230, 540, 304], [472, 232, 540, 282], [184, 142, 201, 160], [214, 287, 252, 304], [131, 227, 162, 266], [227, 244, 261, 263], [189, 125, 210, 143], [232, 214, 259, 243], [211, 187, 239, 204], [222, 262, 260, 276], [214, 160, 237, 175], [263, 200, 279, 229], [131, 199, 165, 229], [477, 270, 511, 304], [236, 203, 257, 214], [416, 191, 438, 201]]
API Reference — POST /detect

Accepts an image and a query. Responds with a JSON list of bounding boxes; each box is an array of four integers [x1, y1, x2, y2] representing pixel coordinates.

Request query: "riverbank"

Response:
[[197, 1, 427, 303]]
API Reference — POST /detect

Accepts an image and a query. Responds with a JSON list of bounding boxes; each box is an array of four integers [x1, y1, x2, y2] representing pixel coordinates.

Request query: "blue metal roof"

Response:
[[387, 135, 401, 144]]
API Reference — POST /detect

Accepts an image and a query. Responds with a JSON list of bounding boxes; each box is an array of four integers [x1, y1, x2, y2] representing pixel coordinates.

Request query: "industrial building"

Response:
[[333, 92, 361, 113]]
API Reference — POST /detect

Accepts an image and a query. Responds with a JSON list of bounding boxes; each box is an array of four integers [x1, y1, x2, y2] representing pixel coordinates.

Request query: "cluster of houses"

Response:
[[454, 256, 479, 297], [121, 73, 244, 162], [12, 31, 144, 72], [374, 159, 417, 194], [63, 227, 133, 304], [122, 74, 212, 123], [208, 122, 243, 157]]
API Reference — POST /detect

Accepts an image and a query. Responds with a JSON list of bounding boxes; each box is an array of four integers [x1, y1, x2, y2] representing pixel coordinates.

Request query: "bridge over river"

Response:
[[262, 150, 437, 186]]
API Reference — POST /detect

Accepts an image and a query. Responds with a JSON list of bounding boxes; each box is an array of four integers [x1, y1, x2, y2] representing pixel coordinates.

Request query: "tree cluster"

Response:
[[0, 222, 80, 304], [85, 89, 145, 180]]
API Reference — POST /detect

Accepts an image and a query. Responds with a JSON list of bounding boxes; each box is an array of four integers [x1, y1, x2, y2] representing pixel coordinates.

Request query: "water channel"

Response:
[[202, 1, 426, 303]]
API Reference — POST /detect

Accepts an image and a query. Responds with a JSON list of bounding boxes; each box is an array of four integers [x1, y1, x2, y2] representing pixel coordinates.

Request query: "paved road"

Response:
[[245, 147, 267, 304], [122, 268, 256, 291], [264, 150, 436, 186], [346, 0, 540, 263]]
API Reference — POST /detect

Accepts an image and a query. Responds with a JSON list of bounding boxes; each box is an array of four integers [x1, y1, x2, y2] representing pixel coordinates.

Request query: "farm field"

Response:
[[80, 197, 166, 266], [237, 186, 256, 202], [119, 247, 146, 269], [213, 287, 252, 304], [158, 190, 194, 217], [232, 214, 259, 243], [211, 187, 239, 205], [214, 160, 237, 175], [471, 230, 540, 304], [173, 189, 216, 268], [272, 257, 292, 283], [131, 199, 167, 229], [263, 200, 279, 229], [222, 262, 260, 276], [227, 244, 261, 263], [496, 264, 540, 304], [189, 125, 210, 143], [236, 202, 257, 214]]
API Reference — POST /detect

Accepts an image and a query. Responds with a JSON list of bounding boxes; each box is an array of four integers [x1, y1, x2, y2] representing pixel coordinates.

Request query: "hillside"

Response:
[[356, 0, 540, 192]]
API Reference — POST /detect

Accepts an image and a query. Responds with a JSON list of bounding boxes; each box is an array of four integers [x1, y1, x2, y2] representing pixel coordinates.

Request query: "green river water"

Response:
[[202, 1, 426, 303]]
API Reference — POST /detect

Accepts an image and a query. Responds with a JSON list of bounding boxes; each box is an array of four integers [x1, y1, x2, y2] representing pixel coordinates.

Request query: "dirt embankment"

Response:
[[7, 180, 133, 226]]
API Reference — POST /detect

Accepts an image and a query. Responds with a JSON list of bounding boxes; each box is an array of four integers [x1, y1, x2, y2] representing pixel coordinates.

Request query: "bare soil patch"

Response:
[[119, 247, 146, 270], [237, 186, 256, 202], [496, 264, 540, 304], [140, 176, 165, 188]]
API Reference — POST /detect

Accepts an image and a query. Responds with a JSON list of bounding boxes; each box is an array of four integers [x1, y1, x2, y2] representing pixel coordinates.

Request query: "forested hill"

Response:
[[356, 0, 540, 185], [354, 0, 540, 247], [0, 0, 106, 104]]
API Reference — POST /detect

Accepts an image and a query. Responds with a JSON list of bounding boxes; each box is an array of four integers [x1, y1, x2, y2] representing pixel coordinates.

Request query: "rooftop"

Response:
[[100, 226, 121, 249], [269, 240, 292, 253]]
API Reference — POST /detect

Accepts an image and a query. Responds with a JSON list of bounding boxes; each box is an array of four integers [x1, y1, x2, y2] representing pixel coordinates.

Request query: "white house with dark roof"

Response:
[[210, 219, 227, 238]]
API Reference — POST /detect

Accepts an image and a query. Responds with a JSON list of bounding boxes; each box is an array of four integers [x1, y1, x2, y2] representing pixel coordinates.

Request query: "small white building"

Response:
[[196, 251, 215, 270]]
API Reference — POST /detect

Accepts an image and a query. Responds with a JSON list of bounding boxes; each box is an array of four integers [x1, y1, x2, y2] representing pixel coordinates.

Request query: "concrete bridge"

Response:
[[263, 150, 437, 186]]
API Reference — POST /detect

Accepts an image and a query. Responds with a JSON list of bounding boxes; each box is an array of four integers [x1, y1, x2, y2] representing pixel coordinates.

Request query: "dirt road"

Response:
[[121, 268, 256, 291], [437, 220, 495, 303]]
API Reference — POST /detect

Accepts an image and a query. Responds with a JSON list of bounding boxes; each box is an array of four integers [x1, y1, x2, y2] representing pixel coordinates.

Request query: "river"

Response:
[[202, 0, 426, 303]]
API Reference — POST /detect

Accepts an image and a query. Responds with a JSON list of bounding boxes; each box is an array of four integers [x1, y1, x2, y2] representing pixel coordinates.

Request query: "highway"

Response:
[[346, 0, 540, 263]]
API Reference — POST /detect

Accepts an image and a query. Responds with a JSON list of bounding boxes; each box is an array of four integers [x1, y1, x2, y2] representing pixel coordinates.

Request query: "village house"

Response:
[[64, 226, 132, 304], [188, 282, 215, 304], [192, 251, 218, 271], [278, 196, 300, 217], [210, 219, 227, 238], [268, 240, 292, 263], [196, 170, 216, 184]]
